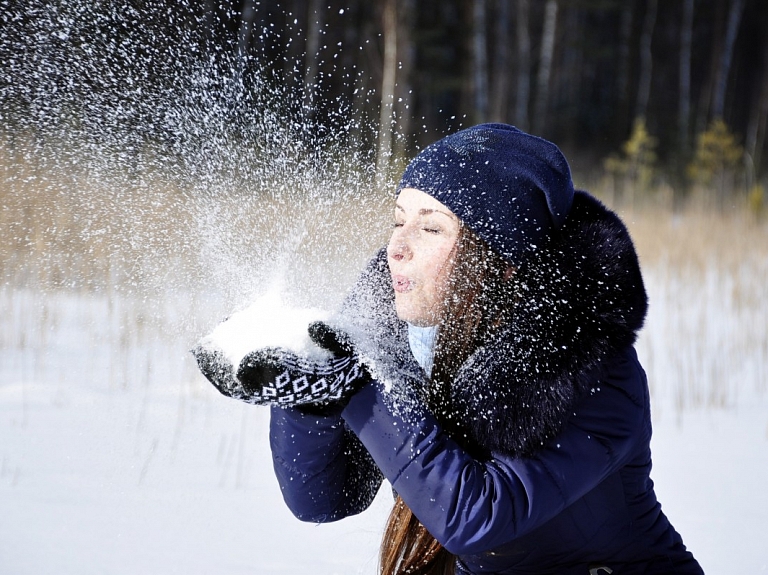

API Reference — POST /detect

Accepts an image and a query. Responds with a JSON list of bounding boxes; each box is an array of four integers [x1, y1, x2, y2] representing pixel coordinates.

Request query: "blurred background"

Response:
[[1, 1, 767, 573], [4, 0, 768, 195]]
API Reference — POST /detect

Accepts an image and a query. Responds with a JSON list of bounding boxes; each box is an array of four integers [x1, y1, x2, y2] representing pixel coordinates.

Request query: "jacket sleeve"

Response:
[[269, 405, 384, 522], [340, 347, 649, 556]]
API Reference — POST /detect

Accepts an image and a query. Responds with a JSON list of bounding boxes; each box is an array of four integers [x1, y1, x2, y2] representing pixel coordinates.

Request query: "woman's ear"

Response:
[[503, 266, 517, 281]]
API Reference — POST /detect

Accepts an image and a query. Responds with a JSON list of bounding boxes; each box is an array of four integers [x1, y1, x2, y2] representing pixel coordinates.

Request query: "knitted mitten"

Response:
[[192, 321, 367, 407], [236, 346, 366, 406], [192, 346, 244, 400]]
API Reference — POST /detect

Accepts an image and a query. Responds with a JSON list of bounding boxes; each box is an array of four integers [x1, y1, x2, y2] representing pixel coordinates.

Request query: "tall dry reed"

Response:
[[2, 138, 766, 414]]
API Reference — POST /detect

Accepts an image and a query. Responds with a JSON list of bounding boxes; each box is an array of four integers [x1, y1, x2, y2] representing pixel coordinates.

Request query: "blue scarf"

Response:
[[407, 324, 438, 378]]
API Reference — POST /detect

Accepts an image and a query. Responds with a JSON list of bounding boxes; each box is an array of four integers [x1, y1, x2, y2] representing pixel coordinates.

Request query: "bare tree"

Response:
[[711, 0, 746, 119], [514, 0, 531, 131], [303, 0, 324, 115], [617, 3, 633, 101], [533, 0, 558, 134], [746, 40, 768, 176], [237, 0, 258, 71], [394, 0, 416, 158], [203, 0, 217, 45], [472, 0, 489, 122], [679, 0, 695, 154], [282, 0, 306, 90], [635, 0, 658, 121], [376, 0, 398, 184], [616, 2, 634, 130], [489, 0, 510, 122], [695, 0, 724, 135]]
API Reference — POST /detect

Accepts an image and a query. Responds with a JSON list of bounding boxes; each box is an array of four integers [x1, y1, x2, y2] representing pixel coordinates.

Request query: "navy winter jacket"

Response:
[[269, 192, 703, 574]]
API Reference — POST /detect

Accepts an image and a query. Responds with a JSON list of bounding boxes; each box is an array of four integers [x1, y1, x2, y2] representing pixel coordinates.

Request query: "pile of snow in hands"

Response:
[[197, 290, 333, 371]]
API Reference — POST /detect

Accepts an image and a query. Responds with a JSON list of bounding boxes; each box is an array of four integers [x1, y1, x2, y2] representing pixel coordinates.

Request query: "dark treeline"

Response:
[[213, 0, 768, 179], [2, 0, 767, 185]]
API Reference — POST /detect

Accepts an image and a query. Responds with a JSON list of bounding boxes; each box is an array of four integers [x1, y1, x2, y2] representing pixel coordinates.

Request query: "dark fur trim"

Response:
[[451, 191, 647, 457], [335, 251, 426, 390], [338, 191, 647, 459]]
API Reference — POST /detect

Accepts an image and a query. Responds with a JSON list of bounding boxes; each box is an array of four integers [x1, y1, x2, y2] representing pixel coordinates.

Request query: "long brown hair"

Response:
[[379, 225, 514, 575]]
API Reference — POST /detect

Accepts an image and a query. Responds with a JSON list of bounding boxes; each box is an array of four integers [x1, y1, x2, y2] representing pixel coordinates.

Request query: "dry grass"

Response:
[[0, 133, 391, 302], [619, 205, 768, 414], [2, 138, 766, 414]]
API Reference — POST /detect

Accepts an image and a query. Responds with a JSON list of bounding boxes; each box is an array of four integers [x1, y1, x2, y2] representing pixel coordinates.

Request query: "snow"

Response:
[[1, 283, 767, 574], [650, 403, 768, 573], [198, 288, 332, 368], [0, 380, 391, 575]]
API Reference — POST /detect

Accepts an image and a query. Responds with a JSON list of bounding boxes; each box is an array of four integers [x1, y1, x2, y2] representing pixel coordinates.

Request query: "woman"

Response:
[[196, 124, 703, 574]]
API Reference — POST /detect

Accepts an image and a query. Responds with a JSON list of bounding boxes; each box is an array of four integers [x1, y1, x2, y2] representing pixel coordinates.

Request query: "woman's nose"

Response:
[[387, 227, 412, 262]]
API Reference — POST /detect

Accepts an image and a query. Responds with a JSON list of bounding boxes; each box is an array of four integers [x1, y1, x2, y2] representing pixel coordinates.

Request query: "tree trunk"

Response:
[[283, 0, 305, 91], [696, 0, 726, 135], [635, 0, 658, 121], [555, 5, 583, 144], [394, 0, 416, 159], [490, 0, 510, 123], [514, 0, 531, 131], [237, 0, 258, 71], [303, 0, 324, 115], [711, 0, 746, 119], [376, 0, 398, 186], [746, 40, 768, 177], [533, 0, 558, 134], [472, 0, 489, 123], [678, 0, 694, 155], [616, 2, 634, 135], [203, 0, 216, 45]]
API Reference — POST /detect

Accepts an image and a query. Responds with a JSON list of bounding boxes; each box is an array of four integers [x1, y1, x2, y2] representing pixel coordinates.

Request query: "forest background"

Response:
[[220, 0, 768, 208], [3, 0, 768, 209]]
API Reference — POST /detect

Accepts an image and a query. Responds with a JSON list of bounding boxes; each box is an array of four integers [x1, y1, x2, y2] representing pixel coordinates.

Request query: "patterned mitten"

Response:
[[236, 345, 368, 406], [193, 320, 369, 407], [192, 345, 250, 401]]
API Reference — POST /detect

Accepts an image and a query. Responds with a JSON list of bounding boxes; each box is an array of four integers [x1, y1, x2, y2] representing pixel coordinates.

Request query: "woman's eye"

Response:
[[393, 221, 404, 228], [423, 227, 441, 235]]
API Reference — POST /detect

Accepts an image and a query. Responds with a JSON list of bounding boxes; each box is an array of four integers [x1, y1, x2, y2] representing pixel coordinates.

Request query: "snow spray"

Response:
[[1, 1, 394, 347]]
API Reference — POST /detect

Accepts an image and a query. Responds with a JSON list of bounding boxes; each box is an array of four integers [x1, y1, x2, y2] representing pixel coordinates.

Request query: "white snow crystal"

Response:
[[198, 289, 332, 368]]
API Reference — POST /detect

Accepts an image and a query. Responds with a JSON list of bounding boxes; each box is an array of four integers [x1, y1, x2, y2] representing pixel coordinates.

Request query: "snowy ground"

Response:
[[1, 275, 767, 574]]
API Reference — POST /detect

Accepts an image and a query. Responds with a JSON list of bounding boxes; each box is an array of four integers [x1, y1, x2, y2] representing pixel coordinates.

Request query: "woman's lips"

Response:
[[392, 275, 413, 293]]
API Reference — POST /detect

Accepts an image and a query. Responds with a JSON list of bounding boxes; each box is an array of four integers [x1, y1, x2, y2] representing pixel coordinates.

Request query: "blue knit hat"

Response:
[[397, 123, 574, 264]]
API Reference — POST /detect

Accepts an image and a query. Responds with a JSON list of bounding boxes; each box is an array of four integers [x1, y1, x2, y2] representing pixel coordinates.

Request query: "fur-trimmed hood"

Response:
[[335, 190, 648, 459]]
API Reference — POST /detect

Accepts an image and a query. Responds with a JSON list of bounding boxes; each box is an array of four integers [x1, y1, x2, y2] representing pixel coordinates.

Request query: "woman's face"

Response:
[[387, 187, 461, 326]]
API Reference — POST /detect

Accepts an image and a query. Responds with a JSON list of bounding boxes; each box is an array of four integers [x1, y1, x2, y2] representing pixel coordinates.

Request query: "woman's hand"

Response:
[[192, 321, 369, 407], [237, 346, 367, 407], [192, 346, 244, 399]]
